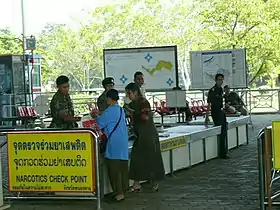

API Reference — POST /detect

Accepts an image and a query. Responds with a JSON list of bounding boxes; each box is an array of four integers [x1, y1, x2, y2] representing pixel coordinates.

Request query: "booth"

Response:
[[0, 45, 251, 208], [101, 115, 250, 194], [0, 115, 250, 210]]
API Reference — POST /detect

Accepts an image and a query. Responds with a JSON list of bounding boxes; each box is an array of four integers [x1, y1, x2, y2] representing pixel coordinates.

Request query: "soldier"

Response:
[[49, 75, 81, 129], [134, 71, 146, 97], [124, 72, 146, 106], [205, 73, 229, 159], [97, 77, 115, 113]]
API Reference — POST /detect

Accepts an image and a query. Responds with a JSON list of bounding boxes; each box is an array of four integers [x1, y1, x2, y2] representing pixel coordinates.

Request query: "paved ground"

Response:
[[2, 114, 279, 210]]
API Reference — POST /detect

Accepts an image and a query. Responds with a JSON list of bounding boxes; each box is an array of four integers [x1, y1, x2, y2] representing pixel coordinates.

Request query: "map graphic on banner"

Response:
[[190, 49, 247, 90], [141, 60, 173, 76], [104, 46, 178, 91], [202, 51, 233, 87]]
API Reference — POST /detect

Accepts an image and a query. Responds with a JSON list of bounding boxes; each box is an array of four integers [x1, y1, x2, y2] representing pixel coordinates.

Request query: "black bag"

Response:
[[100, 107, 122, 153]]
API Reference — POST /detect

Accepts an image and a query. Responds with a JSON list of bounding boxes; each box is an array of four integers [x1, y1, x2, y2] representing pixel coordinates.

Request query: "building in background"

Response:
[[25, 54, 42, 94], [0, 54, 42, 122]]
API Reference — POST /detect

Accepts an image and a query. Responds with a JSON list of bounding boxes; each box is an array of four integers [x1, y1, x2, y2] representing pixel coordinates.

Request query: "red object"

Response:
[[87, 103, 94, 112], [32, 87, 41, 93], [190, 101, 199, 115], [154, 101, 174, 115], [191, 100, 204, 116], [193, 101, 204, 113], [23, 107, 29, 116], [154, 102, 162, 113], [160, 101, 174, 115], [18, 106, 38, 117], [18, 107, 25, 117], [197, 100, 208, 111], [82, 118, 106, 143], [26, 107, 34, 117], [31, 107, 37, 116], [82, 119, 96, 128]]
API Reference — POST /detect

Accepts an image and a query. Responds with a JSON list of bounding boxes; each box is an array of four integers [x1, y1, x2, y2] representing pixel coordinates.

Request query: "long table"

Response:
[[101, 116, 250, 194]]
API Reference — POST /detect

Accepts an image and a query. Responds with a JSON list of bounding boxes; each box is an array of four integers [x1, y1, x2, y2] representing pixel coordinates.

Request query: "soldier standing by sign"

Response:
[[49, 75, 81, 129], [204, 73, 229, 159], [123, 72, 146, 106], [97, 77, 115, 114]]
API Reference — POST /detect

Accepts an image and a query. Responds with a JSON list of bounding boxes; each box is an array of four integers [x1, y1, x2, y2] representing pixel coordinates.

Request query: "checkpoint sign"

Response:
[[160, 136, 186, 152], [272, 121, 280, 169], [7, 131, 95, 193]]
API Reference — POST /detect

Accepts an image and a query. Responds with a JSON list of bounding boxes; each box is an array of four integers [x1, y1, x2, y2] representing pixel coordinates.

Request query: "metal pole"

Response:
[[21, 0, 26, 51], [30, 50, 34, 104], [258, 130, 265, 210], [93, 131, 102, 210], [264, 128, 273, 210], [21, 0, 28, 107]]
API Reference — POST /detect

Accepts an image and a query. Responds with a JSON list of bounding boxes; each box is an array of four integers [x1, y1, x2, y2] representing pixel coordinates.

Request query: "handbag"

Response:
[[100, 107, 122, 153]]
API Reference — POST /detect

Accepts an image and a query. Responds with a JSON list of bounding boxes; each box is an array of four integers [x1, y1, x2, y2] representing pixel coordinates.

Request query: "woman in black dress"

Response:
[[125, 82, 165, 192]]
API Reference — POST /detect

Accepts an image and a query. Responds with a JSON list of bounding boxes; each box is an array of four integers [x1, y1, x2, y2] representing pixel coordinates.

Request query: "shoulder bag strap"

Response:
[[107, 107, 123, 140]]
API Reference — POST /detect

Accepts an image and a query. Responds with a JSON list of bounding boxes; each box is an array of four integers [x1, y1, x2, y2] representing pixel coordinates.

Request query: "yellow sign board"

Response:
[[272, 121, 280, 169], [7, 131, 95, 193], [160, 136, 186, 152]]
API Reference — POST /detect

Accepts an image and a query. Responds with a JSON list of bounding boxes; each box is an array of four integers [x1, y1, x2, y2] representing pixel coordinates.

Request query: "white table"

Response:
[[102, 116, 250, 194]]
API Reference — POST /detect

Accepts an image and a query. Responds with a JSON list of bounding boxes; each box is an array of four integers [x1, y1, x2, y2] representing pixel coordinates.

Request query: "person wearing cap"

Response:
[[97, 77, 115, 113]]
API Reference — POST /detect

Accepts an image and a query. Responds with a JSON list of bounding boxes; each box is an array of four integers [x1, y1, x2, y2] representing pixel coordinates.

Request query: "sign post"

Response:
[[6, 129, 101, 209], [0, 147, 10, 209]]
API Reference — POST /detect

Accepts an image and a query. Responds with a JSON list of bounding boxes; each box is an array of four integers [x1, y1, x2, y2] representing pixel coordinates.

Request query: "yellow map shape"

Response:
[[142, 60, 173, 76]]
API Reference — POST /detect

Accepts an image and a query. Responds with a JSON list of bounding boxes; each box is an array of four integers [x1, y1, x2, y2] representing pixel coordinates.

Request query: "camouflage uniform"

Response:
[[97, 91, 109, 113], [49, 91, 76, 129]]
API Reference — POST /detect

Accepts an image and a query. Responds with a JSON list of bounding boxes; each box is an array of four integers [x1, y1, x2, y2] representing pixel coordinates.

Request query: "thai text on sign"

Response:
[[7, 131, 95, 192], [160, 136, 186, 152]]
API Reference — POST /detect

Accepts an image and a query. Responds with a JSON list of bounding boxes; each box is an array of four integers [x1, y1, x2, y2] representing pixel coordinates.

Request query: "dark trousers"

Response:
[[212, 110, 228, 157], [106, 159, 129, 195]]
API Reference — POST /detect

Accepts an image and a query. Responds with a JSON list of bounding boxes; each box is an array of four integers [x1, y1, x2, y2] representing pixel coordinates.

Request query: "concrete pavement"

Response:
[[3, 114, 279, 210]]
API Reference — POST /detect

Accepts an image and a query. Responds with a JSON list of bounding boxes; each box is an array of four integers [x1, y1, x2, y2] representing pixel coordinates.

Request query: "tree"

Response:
[[192, 0, 280, 86], [37, 0, 280, 90], [80, 0, 197, 89], [0, 28, 22, 54], [38, 0, 201, 90], [37, 23, 102, 90]]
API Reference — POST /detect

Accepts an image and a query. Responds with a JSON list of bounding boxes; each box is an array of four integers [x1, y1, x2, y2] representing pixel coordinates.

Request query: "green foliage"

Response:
[[1, 0, 280, 89], [0, 28, 22, 54], [36, 23, 103, 91], [192, 0, 280, 85]]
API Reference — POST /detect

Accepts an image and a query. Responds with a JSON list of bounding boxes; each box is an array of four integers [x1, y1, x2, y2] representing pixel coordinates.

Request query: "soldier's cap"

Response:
[[102, 77, 114, 87]]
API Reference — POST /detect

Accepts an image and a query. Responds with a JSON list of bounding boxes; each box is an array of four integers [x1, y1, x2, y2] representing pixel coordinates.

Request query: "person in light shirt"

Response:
[[92, 89, 129, 202], [123, 72, 146, 106]]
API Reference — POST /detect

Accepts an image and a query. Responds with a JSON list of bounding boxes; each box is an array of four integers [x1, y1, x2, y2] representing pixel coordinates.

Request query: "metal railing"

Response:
[[3, 88, 280, 116]]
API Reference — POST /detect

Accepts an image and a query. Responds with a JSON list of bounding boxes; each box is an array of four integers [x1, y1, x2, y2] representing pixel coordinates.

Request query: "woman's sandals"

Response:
[[151, 183, 159, 192], [128, 184, 141, 192]]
